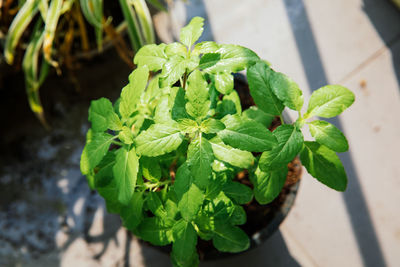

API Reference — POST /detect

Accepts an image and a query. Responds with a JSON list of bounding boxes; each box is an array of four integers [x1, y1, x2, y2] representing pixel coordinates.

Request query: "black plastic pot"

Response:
[[144, 170, 301, 260]]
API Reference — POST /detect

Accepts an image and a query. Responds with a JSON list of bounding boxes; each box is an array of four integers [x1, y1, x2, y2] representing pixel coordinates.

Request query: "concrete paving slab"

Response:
[[302, 0, 400, 83], [338, 39, 400, 266], [166, 0, 400, 266]]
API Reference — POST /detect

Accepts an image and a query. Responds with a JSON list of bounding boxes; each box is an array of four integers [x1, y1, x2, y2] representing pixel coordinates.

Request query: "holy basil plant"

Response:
[[80, 17, 354, 267]]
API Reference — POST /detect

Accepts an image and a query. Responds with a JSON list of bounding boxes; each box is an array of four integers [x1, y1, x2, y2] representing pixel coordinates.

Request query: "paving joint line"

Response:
[[338, 32, 400, 84]]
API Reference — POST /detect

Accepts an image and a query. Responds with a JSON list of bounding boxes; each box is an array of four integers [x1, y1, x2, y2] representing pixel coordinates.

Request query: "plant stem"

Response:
[[73, 2, 90, 52], [142, 180, 172, 191], [112, 140, 124, 146], [103, 18, 135, 69], [279, 115, 284, 124], [182, 70, 188, 90]]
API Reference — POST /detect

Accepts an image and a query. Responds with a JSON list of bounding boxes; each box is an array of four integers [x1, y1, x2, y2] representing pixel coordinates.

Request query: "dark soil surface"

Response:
[[0, 48, 131, 265]]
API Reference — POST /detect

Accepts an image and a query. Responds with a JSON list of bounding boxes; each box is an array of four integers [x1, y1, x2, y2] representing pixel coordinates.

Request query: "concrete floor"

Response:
[[2, 0, 399, 266], [164, 0, 400, 266]]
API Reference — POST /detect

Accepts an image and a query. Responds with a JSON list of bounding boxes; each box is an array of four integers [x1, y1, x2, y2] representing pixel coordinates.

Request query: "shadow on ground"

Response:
[[139, 230, 301, 267], [283, 0, 393, 266], [363, 0, 400, 89]]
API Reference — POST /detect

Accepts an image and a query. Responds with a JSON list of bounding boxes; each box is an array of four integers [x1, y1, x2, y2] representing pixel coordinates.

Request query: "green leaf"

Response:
[[205, 171, 225, 200], [270, 70, 303, 111], [308, 120, 349, 152], [187, 135, 214, 189], [178, 183, 204, 221], [4, 0, 40, 64], [174, 163, 193, 199], [209, 83, 219, 110], [136, 124, 184, 156], [94, 153, 115, 194], [119, 66, 150, 119], [194, 203, 215, 240], [305, 85, 355, 118], [131, 0, 155, 45], [136, 217, 172, 246], [141, 157, 161, 181], [80, 131, 115, 175], [214, 72, 234, 94], [119, 0, 144, 51], [80, 0, 103, 29], [174, 163, 205, 221], [94, 152, 123, 213], [223, 90, 242, 115], [121, 191, 144, 230], [172, 250, 199, 267], [193, 41, 219, 54], [154, 95, 172, 124], [200, 118, 225, 134], [223, 181, 253, 204], [178, 118, 198, 133], [243, 106, 274, 128], [247, 61, 284, 116], [22, 21, 49, 123], [165, 42, 187, 58], [300, 141, 347, 191], [184, 53, 200, 72], [215, 99, 237, 119], [118, 126, 134, 144], [198, 53, 220, 69], [113, 146, 139, 205], [141, 74, 161, 104], [200, 44, 259, 73], [146, 0, 166, 11], [42, 0, 63, 65], [212, 191, 236, 220], [217, 115, 277, 152], [171, 87, 190, 120], [209, 136, 254, 169], [212, 221, 250, 253], [229, 205, 247, 225], [80, 0, 103, 49], [134, 43, 167, 71], [180, 16, 204, 48], [259, 124, 304, 171], [159, 55, 186, 88], [250, 165, 288, 204], [147, 191, 168, 218], [185, 70, 210, 119], [146, 192, 177, 227], [171, 220, 198, 267], [89, 97, 122, 132], [130, 114, 146, 135], [165, 196, 179, 222]]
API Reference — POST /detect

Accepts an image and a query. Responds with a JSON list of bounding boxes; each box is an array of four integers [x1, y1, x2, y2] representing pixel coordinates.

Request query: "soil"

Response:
[[0, 48, 131, 266]]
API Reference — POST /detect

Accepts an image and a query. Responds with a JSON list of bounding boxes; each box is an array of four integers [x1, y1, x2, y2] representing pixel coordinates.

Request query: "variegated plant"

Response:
[[81, 17, 355, 267], [1, 0, 165, 127]]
